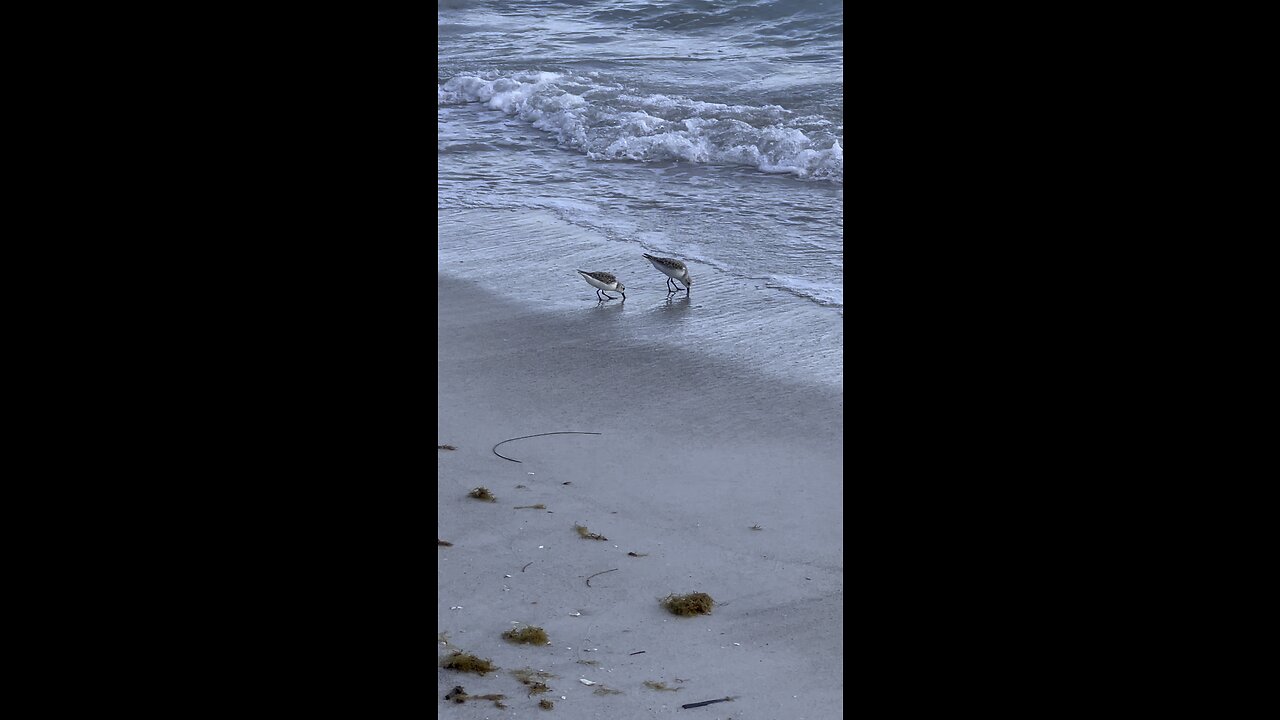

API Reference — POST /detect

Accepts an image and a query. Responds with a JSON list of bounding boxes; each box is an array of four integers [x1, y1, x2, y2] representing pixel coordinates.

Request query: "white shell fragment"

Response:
[[579, 679, 597, 686], [569, 612, 582, 617]]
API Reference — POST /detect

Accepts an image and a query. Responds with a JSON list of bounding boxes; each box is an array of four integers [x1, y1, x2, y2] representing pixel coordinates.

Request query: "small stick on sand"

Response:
[[585, 568, 618, 587], [681, 696, 735, 709], [522, 561, 533, 573], [629, 651, 645, 655]]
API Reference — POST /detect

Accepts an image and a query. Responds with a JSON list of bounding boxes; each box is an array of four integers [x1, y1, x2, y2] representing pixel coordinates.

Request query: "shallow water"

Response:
[[439, 0, 843, 388]]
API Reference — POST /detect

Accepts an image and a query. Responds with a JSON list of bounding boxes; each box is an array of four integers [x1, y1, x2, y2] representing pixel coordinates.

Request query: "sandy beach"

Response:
[[437, 273, 844, 718]]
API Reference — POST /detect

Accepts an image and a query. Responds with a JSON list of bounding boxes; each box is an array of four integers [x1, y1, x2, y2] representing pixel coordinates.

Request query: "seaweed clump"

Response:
[[440, 651, 497, 675], [512, 668, 554, 696], [439, 444, 457, 450], [502, 626, 549, 644], [574, 524, 608, 541], [661, 592, 715, 616], [468, 487, 497, 502], [443, 686, 507, 708], [539, 699, 554, 710]]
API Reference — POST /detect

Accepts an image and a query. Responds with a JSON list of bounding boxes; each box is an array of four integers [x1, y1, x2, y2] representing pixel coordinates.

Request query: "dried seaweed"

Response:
[[438, 539, 453, 546], [440, 651, 497, 675], [443, 685, 506, 707], [524, 680, 550, 696], [539, 699, 554, 710], [661, 592, 715, 616], [468, 487, 497, 502], [512, 668, 555, 696], [438, 444, 457, 450], [502, 626, 549, 644], [574, 524, 608, 541]]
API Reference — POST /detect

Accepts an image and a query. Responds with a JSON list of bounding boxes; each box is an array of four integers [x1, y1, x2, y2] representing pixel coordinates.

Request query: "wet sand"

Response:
[[437, 272, 843, 718]]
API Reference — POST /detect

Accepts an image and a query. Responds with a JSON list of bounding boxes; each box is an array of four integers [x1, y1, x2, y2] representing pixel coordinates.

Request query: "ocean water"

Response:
[[438, 0, 843, 388]]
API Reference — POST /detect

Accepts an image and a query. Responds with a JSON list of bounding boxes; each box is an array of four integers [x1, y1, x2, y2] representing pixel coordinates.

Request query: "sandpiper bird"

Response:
[[642, 253, 692, 295], [577, 270, 626, 301]]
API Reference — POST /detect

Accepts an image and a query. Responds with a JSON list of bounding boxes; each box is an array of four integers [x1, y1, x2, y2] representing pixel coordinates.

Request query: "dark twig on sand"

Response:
[[629, 651, 645, 655], [492, 431, 602, 463], [522, 561, 533, 573], [681, 696, 735, 709], [585, 568, 618, 587]]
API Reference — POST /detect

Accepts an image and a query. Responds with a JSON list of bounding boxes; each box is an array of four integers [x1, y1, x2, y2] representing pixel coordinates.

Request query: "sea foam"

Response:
[[439, 71, 843, 182]]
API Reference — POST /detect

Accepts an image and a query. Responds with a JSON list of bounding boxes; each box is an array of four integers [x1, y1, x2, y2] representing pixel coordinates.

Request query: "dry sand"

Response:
[[438, 273, 843, 718]]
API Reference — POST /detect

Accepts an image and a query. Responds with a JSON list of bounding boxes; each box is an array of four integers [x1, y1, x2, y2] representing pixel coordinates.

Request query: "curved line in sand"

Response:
[[492, 431, 603, 463]]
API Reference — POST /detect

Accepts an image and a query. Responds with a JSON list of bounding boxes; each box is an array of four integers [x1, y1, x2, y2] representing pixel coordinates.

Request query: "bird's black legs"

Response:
[[601, 291, 616, 300], [666, 278, 676, 293], [595, 289, 604, 300], [620, 291, 625, 301]]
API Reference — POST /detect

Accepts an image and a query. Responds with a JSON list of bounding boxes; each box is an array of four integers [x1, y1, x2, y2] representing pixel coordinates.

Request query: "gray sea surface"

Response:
[[439, 0, 843, 388]]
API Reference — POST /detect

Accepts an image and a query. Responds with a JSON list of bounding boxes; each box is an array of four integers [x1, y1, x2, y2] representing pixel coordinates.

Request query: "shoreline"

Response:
[[437, 207, 844, 392]]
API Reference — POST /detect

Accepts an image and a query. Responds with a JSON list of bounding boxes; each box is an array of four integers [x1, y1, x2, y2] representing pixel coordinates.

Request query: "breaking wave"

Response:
[[438, 70, 843, 182]]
